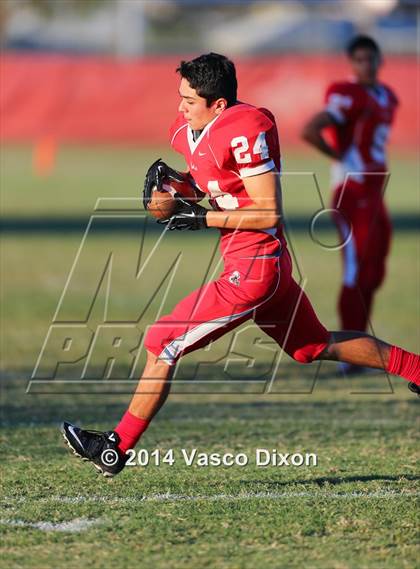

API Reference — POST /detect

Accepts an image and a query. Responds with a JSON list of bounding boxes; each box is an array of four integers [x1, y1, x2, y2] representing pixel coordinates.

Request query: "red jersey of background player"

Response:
[[324, 81, 398, 187], [169, 103, 286, 258]]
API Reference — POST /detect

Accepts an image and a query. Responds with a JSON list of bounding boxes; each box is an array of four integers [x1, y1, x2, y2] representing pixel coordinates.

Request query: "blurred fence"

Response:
[[1, 53, 417, 150]]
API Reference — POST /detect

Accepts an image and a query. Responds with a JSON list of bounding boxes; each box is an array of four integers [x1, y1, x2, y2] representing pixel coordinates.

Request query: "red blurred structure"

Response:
[[1, 54, 417, 151]]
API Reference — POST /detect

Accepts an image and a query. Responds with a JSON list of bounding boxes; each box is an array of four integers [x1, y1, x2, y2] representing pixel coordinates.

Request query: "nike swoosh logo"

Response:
[[198, 152, 206, 157], [68, 425, 84, 448]]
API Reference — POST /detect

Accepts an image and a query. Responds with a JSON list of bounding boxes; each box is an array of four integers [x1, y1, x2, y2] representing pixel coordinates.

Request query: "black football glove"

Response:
[[158, 194, 209, 231], [143, 159, 185, 210]]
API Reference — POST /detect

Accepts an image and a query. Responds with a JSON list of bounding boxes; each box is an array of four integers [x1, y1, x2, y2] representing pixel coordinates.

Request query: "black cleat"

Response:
[[407, 382, 420, 398], [61, 421, 127, 477]]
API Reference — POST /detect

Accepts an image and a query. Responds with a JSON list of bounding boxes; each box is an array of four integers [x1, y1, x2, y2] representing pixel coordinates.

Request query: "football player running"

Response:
[[62, 53, 419, 477], [302, 36, 398, 374]]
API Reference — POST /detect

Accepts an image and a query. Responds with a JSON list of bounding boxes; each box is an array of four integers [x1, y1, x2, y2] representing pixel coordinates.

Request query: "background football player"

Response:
[[62, 53, 419, 477], [302, 36, 398, 374]]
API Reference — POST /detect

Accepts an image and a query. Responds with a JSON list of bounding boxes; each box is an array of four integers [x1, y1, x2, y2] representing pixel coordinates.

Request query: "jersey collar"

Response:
[[187, 114, 220, 154]]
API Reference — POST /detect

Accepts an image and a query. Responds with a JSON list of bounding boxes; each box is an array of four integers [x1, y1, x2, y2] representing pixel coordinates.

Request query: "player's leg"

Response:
[[317, 332, 420, 395], [355, 200, 392, 318], [332, 180, 390, 334], [255, 249, 420, 386], [336, 209, 391, 374], [115, 254, 280, 448], [63, 254, 280, 475], [112, 350, 174, 452], [332, 181, 367, 331], [332, 180, 392, 374], [126, 351, 174, 420], [318, 331, 389, 367], [62, 351, 175, 477]]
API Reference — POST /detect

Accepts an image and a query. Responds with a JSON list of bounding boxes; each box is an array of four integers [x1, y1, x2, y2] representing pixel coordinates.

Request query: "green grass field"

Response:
[[1, 146, 419, 568]]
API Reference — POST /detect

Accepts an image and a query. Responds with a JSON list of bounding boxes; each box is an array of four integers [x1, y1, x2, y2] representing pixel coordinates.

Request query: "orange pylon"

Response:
[[33, 136, 57, 176]]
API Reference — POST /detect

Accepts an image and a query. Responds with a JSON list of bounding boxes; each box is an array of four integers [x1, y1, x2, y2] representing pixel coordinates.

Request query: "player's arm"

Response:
[[301, 111, 340, 160], [206, 170, 281, 230], [160, 170, 281, 232]]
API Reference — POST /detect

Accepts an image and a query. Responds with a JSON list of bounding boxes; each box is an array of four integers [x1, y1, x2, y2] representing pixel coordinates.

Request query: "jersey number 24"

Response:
[[231, 132, 270, 164]]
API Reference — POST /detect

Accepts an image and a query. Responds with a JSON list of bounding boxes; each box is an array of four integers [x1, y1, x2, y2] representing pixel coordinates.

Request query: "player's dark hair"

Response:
[[177, 53, 237, 107], [347, 35, 381, 58]]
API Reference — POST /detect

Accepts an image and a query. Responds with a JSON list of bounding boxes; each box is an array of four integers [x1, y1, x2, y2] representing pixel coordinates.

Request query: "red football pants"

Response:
[[332, 177, 392, 331], [145, 248, 329, 365]]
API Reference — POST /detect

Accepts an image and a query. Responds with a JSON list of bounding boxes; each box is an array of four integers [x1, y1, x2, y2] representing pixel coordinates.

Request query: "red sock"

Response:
[[387, 346, 420, 385], [114, 411, 150, 453]]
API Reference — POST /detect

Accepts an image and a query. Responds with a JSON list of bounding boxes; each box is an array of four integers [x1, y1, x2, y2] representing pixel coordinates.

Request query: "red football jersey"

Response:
[[324, 81, 398, 186], [169, 103, 285, 258]]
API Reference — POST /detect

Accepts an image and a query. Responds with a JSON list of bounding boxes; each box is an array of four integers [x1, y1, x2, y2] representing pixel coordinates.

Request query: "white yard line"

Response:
[[0, 517, 101, 532], [2, 490, 418, 533], [2, 490, 419, 505]]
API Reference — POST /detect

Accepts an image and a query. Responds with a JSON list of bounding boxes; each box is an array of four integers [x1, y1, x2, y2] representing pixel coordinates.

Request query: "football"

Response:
[[147, 187, 176, 220], [147, 176, 201, 220]]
